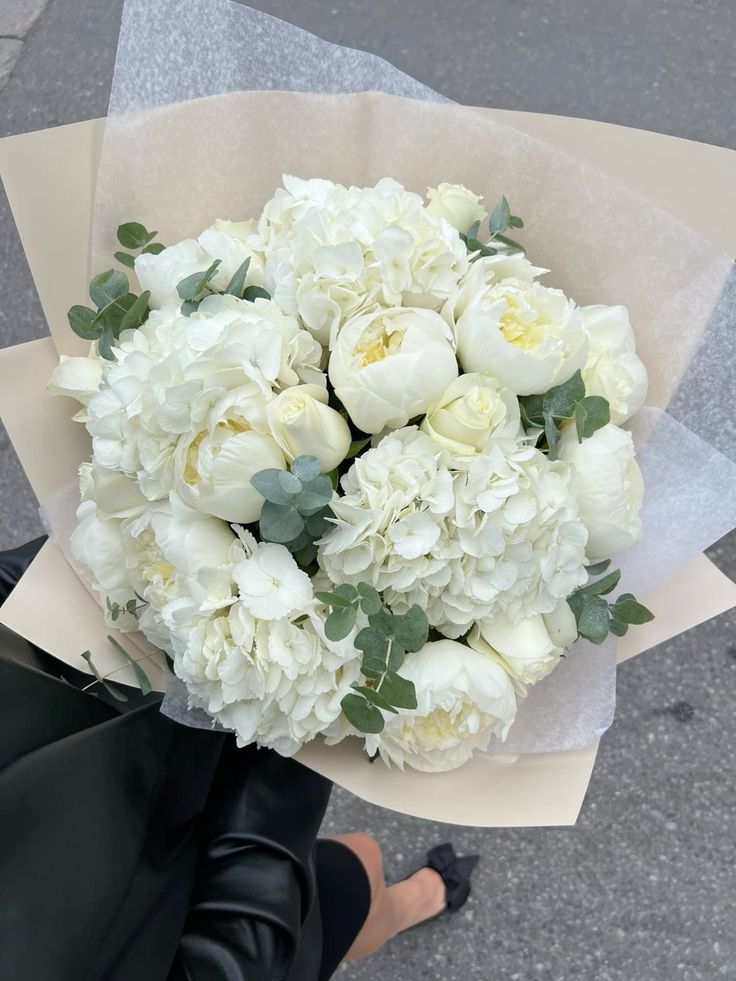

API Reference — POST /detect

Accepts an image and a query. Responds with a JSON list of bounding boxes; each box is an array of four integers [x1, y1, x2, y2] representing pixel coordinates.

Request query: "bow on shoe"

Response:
[[426, 843, 480, 912]]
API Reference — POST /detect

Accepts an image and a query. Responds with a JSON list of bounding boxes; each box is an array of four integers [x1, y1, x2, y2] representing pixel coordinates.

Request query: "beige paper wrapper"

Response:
[[2, 104, 736, 824]]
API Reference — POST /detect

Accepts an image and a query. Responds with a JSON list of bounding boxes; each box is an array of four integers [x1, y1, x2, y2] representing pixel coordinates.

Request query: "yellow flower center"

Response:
[[353, 320, 405, 366], [498, 295, 545, 351]]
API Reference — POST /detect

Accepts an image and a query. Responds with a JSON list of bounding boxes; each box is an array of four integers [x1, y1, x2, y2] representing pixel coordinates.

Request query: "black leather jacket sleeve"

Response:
[[169, 740, 332, 981]]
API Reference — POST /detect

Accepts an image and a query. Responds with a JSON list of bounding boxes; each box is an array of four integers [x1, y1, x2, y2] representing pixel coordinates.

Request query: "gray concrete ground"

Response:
[[1, 2, 735, 979]]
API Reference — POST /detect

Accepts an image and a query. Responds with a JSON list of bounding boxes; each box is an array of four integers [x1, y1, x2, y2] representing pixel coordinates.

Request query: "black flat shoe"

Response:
[[400, 842, 480, 930]]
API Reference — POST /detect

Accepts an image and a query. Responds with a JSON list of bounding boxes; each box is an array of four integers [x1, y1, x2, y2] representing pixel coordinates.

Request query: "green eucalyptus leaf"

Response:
[[585, 559, 612, 576], [386, 638, 406, 672], [94, 291, 139, 333], [353, 684, 398, 713], [251, 468, 297, 505], [490, 195, 511, 234], [347, 437, 372, 459], [608, 618, 629, 637], [305, 508, 332, 539], [278, 470, 303, 495], [518, 393, 545, 427], [290, 455, 321, 482], [242, 285, 271, 302], [357, 582, 382, 615], [107, 634, 153, 696], [315, 590, 355, 609], [341, 693, 384, 734], [493, 232, 525, 252], [80, 649, 129, 703], [576, 569, 621, 597], [378, 671, 418, 710], [575, 395, 610, 441], [466, 220, 481, 239], [544, 413, 560, 459], [392, 604, 429, 653], [119, 291, 151, 331], [225, 257, 251, 298], [181, 299, 201, 317], [294, 541, 319, 567], [324, 605, 357, 641], [98, 323, 116, 361], [466, 237, 497, 258], [141, 242, 165, 255], [114, 251, 136, 269], [117, 221, 156, 249], [296, 477, 334, 514], [576, 595, 610, 644], [67, 305, 100, 339], [610, 596, 655, 625], [177, 260, 221, 301], [508, 214, 524, 229], [334, 583, 359, 602], [259, 501, 304, 543], [355, 626, 389, 660], [543, 370, 586, 420], [90, 269, 129, 308]]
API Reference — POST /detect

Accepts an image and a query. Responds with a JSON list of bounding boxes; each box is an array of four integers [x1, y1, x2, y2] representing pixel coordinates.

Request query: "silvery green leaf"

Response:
[[543, 370, 586, 420], [315, 590, 355, 609], [81, 649, 129, 703], [117, 221, 156, 249], [490, 195, 511, 234], [90, 269, 129, 308], [378, 671, 417, 710], [225, 257, 251, 298], [575, 569, 621, 597], [585, 559, 611, 576], [576, 595, 610, 644], [278, 470, 303, 495], [259, 502, 304, 543], [305, 508, 332, 538], [67, 305, 100, 340], [355, 626, 388, 659], [357, 582, 382, 615], [353, 684, 398, 713], [341, 693, 384, 734], [296, 475, 333, 514], [610, 596, 654, 625], [107, 635, 152, 696], [575, 395, 610, 441], [114, 251, 136, 269], [119, 291, 151, 331], [291, 455, 321, 482], [141, 242, 165, 255], [251, 468, 296, 505], [324, 605, 357, 641], [176, 259, 221, 301], [334, 583, 359, 602], [242, 285, 271, 302], [98, 324, 116, 361]]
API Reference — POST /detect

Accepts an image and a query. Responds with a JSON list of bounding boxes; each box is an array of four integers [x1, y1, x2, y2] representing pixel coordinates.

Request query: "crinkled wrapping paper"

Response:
[[1, 0, 735, 810]]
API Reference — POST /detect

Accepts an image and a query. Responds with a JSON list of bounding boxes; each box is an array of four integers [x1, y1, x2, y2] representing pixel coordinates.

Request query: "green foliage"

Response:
[[177, 259, 221, 301], [106, 635, 153, 696], [114, 221, 165, 271], [519, 371, 610, 459], [224, 258, 251, 298], [317, 588, 425, 734], [567, 565, 654, 645], [242, 285, 272, 302], [252, 455, 335, 566], [80, 649, 129, 702], [89, 269, 129, 308]]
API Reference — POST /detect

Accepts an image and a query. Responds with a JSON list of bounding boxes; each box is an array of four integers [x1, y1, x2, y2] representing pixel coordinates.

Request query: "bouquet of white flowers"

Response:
[[2, 0, 735, 824], [49, 175, 654, 772]]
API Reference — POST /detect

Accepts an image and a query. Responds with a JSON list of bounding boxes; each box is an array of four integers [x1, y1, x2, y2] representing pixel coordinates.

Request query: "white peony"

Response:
[[267, 384, 352, 472], [328, 306, 458, 434], [420, 372, 521, 456], [557, 423, 643, 559], [426, 182, 487, 233], [366, 640, 517, 771], [449, 254, 588, 395], [469, 601, 577, 686], [580, 305, 648, 424]]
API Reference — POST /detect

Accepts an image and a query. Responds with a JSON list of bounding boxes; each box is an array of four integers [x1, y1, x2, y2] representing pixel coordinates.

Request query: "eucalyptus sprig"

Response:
[[178, 256, 271, 316], [567, 559, 654, 644], [316, 584, 427, 734], [80, 635, 157, 702], [113, 220, 165, 269], [67, 267, 151, 360], [251, 454, 334, 566], [518, 370, 610, 459], [461, 195, 525, 258], [106, 594, 146, 622]]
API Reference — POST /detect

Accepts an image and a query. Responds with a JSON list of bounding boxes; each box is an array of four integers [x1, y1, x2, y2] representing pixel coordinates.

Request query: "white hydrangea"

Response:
[[319, 427, 588, 636], [256, 175, 469, 346], [84, 296, 324, 508]]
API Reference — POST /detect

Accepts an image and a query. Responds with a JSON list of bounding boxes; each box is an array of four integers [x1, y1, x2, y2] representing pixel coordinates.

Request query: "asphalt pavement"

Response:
[[1, 2, 734, 979]]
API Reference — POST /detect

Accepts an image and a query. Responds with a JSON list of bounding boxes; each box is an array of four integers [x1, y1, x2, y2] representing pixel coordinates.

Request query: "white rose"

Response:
[[450, 255, 587, 395], [558, 423, 643, 559], [367, 639, 517, 771], [174, 386, 286, 523], [328, 307, 458, 434], [48, 354, 102, 407], [469, 602, 577, 686], [426, 182, 487, 233], [134, 239, 210, 311], [580, 305, 648, 424], [420, 372, 520, 456], [267, 384, 351, 472]]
